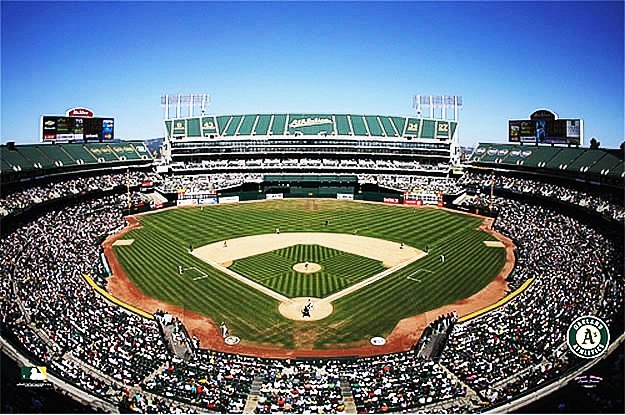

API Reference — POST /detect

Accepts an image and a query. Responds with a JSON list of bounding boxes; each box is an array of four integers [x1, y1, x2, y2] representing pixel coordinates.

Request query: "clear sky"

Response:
[[1, 1, 623, 148]]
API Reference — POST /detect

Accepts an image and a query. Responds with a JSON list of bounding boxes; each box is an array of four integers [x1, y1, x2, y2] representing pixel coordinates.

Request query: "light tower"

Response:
[[413, 94, 463, 165], [160, 94, 211, 164]]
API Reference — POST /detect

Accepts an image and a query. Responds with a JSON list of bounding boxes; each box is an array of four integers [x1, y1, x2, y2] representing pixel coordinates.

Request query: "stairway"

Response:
[[340, 376, 357, 414], [243, 374, 264, 414]]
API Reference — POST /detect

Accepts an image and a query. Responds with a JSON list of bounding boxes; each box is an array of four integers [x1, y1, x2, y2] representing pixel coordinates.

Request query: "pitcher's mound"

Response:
[[293, 262, 322, 274], [279, 297, 333, 321]]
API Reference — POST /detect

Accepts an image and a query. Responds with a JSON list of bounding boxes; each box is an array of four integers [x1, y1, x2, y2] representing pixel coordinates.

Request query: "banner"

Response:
[[198, 197, 218, 205], [177, 199, 197, 206], [266, 193, 284, 200], [383, 197, 399, 204], [218, 196, 240, 204], [337, 193, 354, 200]]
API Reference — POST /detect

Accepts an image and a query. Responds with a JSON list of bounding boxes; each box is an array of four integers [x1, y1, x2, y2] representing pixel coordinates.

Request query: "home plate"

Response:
[[370, 336, 387, 346]]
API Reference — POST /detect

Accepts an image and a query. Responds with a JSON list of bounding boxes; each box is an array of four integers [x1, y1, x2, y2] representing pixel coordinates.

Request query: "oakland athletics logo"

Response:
[[567, 316, 610, 359]]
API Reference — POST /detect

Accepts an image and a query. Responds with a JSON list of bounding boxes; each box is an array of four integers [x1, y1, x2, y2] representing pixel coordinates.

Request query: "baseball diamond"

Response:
[[110, 199, 508, 350], [3, 5, 624, 411]]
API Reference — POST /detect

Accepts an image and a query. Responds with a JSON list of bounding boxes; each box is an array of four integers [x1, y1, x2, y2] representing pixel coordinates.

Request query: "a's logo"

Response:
[[407, 122, 419, 131], [567, 316, 610, 359], [21, 366, 47, 381], [289, 117, 332, 128], [475, 147, 486, 155], [203, 121, 215, 129]]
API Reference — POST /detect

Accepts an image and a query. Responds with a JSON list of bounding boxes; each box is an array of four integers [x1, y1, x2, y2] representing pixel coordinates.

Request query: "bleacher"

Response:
[[164, 113, 458, 140], [469, 143, 624, 183], [1, 141, 153, 183]]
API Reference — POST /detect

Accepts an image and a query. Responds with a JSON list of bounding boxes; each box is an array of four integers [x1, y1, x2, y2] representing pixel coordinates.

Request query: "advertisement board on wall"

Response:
[[218, 196, 240, 204], [336, 193, 354, 200], [383, 197, 399, 204], [198, 197, 218, 205], [266, 193, 284, 200]]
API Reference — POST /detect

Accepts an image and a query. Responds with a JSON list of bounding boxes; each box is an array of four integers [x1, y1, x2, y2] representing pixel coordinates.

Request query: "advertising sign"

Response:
[[218, 196, 240, 204], [336, 193, 354, 200], [266, 193, 284, 200]]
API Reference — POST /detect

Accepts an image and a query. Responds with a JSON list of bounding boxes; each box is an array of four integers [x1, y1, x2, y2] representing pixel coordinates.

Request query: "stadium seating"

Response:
[[0, 165, 623, 414]]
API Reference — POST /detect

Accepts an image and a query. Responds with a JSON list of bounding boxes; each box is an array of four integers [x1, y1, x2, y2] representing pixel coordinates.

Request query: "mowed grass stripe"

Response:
[[116, 200, 504, 347], [230, 244, 386, 298]]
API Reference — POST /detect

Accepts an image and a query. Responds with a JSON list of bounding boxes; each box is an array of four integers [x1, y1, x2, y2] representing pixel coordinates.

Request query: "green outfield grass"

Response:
[[229, 244, 386, 298], [113, 199, 506, 349]]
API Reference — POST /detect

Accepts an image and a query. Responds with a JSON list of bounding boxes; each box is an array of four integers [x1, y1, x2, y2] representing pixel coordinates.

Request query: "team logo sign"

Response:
[[567, 316, 610, 359], [21, 366, 47, 381]]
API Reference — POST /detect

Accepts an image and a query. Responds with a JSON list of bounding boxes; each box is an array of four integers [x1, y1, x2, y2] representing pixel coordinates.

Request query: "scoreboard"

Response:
[[41, 115, 114, 141], [508, 109, 582, 145]]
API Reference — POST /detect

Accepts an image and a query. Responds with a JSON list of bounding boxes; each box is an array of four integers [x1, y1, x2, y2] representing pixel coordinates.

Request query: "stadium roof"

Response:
[[1, 141, 152, 176], [469, 143, 624, 179]]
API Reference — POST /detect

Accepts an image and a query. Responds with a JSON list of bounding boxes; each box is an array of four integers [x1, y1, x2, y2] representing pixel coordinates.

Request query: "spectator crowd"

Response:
[[459, 172, 625, 223], [0, 168, 623, 413]]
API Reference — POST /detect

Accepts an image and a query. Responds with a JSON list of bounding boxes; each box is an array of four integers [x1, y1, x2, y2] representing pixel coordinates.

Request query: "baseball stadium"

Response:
[[1, 2, 624, 413], [1, 95, 623, 414]]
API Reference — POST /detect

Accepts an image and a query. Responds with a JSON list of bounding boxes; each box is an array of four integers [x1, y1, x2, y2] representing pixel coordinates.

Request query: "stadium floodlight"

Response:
[[413, 95, 463, 120], [161, 93, 210, 119]]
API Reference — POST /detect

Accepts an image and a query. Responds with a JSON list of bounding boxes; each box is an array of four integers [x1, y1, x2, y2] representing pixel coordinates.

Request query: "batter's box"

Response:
[[179, 266, 210, 281]]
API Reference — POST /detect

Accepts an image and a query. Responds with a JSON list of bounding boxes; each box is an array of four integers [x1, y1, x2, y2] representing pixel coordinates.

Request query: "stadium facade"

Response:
[[160, 113, 460, 175]]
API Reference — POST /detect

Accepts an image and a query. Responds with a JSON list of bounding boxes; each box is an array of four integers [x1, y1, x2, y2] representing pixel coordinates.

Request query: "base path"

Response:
[[192, 232, 423, 268], [191, 233, 427, 321]]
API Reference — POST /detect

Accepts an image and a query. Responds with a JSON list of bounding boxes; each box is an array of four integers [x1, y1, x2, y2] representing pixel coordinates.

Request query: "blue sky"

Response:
[[2, 1, 623, 148]]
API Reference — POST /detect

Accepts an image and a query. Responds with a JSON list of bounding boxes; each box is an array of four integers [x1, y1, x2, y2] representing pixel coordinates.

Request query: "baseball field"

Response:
[[110, 199, 508, 351]]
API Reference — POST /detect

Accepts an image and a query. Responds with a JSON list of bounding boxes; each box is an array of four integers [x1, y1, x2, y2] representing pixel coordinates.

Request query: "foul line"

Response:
[[82, 274, 154, 320], [458, 278, 534, 323], [192, 249, 427, 306], [322, 253, 426, 304], [194, 257, 291, 303]]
